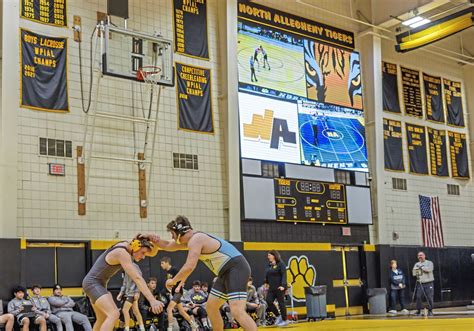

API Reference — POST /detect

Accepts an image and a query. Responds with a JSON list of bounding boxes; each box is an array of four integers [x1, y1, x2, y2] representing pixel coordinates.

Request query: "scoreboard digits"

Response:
[[274, 179, 347, 224]]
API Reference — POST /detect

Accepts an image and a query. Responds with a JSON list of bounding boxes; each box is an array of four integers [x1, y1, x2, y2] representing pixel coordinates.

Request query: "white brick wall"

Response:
[[378, 41, 474, 246], [16, 0, 228, 240]]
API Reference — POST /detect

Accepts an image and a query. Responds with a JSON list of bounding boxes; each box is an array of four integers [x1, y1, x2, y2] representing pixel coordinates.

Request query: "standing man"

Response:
[[29, 285, 63, 331], [249, 56, 258, 83], [160, 257, 198, 331], [260, 46, 270, 70], [48, 284, 92, 331], [412, 252, 435, 316], [153, 216, 257, 331], [117, 263, 145, 331]]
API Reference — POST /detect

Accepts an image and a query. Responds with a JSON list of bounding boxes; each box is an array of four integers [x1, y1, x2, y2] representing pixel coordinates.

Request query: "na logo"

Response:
[[243, 109, 296, 149]]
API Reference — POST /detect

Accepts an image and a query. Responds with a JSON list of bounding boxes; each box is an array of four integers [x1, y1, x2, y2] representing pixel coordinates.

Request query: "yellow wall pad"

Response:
[[287, 305, 362, 317], [243, 242, 332, 251], [30, 287, 84, 297], [20, 238, 27, 249], [363, 244, 376, 252], [263, 318, 474, 330], [333, 279, 362, 287], [90, 240, 121, 250]]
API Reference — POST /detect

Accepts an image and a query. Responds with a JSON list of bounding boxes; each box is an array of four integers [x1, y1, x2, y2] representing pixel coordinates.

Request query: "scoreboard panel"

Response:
[[274, 178, 347, 224]]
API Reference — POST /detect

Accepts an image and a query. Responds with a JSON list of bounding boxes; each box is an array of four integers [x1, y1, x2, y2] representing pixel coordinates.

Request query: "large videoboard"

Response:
[[237, 0, 368, 172], [274, 178, 347, 224]]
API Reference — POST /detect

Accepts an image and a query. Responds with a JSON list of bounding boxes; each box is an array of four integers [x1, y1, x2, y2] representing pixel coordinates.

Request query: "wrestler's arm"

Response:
[[169, 236, 203, 285]]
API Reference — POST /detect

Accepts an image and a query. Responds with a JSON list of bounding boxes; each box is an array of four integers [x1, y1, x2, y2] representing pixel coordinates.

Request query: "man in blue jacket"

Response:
[[388, 260, 408, 315]]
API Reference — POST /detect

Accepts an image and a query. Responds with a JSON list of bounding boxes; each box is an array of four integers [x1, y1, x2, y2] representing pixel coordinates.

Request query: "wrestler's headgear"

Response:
[[130, 238, 154, 253], [167, 216, 192, 244]]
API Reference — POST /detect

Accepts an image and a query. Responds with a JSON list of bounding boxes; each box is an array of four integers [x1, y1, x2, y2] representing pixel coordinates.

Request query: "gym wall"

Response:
[[5, 0, 228, 240], [375, 41, 474, 246]]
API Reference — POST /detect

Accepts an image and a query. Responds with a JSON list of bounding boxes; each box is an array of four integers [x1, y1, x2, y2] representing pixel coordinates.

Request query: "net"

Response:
[[137, 66, 162, 84]]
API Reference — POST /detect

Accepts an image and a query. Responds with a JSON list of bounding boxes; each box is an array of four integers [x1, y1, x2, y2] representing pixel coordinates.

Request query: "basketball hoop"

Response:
[[136, 66, 162, 84]]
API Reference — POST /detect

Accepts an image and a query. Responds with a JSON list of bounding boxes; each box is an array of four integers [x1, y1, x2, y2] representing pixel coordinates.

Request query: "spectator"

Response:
[[139, 277, 166, 331], [388, 261, 408, 315], [265, 250, 288, 327], [160, 257, 198, 331], [8, 286, 47, 331], [201, 283, 209, 298], [29, 285, 63, 331], [184, 281, 210, 329], [0, 312, 14, 331], [412, 252, 435, 316], [48, 284, 92, 331], [117, 263, 145, 331], [256, 281, 269, 303], [246, 278, 265, 326]]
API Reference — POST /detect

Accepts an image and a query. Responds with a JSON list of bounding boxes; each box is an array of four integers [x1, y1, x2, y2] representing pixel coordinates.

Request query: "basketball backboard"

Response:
[[101, 24, 174, 86]]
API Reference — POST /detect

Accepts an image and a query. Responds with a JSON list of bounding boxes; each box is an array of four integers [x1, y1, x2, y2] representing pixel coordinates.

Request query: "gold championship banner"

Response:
[[20, 29, 69, 112]]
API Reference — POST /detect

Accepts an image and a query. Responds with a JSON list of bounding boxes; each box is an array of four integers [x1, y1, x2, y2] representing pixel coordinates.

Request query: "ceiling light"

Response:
[[402, 16, 423, 26], [409, 18, 431, 28]]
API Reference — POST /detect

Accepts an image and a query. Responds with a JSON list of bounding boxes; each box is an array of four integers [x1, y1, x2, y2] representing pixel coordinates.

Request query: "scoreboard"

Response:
[[274, 179, 347, 224]]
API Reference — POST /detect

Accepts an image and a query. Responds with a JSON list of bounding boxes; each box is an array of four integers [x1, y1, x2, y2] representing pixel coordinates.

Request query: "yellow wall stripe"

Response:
[[90, 240, 120, 250], [20, 238, 27, 249], [363, 244, 376, 252], [243, 242, 332, 251]]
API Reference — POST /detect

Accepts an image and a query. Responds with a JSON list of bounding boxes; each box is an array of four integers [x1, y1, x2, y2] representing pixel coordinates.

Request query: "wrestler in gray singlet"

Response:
[[82, 242, 129, 303]]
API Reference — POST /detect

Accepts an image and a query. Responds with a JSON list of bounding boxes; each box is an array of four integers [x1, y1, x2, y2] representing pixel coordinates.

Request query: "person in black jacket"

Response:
[[388, 260, 408, 315], [264, 250, 288, 327]]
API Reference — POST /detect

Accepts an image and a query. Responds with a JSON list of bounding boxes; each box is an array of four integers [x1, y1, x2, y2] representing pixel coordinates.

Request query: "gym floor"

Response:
[[263, 316, 474, 330]]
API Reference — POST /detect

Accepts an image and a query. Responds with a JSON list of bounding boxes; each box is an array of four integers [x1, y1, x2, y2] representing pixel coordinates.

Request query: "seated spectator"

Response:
[[138, 277, 166, 331], [183, 281, 209, 329], [201, 283, 209, 298], [0, 312, 14, 331], [117, 263, 145, 331], [8, 286, 47, 331], [29, 285, 63, 331], [246, 278, 265, 326], [47, 284, 92, 331]]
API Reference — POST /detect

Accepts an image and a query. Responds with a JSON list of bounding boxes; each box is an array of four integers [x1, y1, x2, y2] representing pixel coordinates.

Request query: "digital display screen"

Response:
[[274, 178, 347, 224], [237, 1, 368, 172]]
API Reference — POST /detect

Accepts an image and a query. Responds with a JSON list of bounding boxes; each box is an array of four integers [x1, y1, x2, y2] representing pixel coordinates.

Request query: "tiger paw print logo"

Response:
[[286, 255, 316, 302]]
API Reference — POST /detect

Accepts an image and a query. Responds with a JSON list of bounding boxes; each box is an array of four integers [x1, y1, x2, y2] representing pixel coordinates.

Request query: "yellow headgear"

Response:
[[130, 239, 153, 253]]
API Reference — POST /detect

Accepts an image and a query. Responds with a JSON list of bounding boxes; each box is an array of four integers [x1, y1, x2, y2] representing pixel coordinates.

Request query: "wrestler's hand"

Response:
[[165, 279, 175, 291], [150, 299, 164, 314], [135, 233, 160, 243], [175, 280, 185, 293]]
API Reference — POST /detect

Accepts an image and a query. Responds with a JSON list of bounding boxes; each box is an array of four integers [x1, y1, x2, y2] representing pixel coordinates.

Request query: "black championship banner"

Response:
[[383, 118, 404, 171], [382, 62, 401, 113], [21, 0, 67, 27], [176, 62, 213, 133], [427, 128, 448, 177], [423, 73, 444, 123], [401, 67, 422, 118], [448, 131, 469, 179], [444, 79, 465, 127], [406, 123, 428, 175], [20, 29, 69, 112], [174, 0, 209, 59]]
